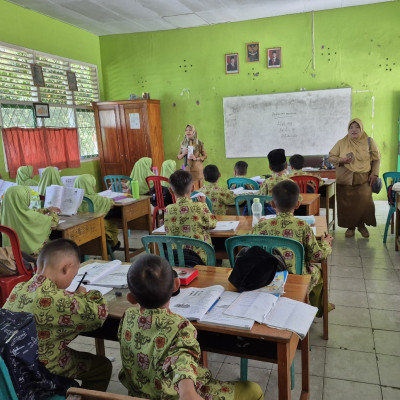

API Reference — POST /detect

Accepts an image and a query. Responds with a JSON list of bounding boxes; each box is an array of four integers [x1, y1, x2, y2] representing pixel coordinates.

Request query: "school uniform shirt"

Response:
[[164, 197, 217, 263], [3, 275, 108, 377], [228, 175, 255, 190], [199, 182, 236, 215], [118, 307, 235, 399], [259, 173, 291, 196], [249, 212, 331, 290]]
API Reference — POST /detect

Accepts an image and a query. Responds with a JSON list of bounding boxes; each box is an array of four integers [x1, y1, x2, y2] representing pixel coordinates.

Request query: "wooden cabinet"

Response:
[[93, 100, 164, 185]]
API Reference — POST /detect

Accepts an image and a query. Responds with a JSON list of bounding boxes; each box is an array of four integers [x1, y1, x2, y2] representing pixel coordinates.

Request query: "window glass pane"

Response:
[[76, 109, 98, 158], [45, 106, 75, 128], [0, 104, 35, 128]]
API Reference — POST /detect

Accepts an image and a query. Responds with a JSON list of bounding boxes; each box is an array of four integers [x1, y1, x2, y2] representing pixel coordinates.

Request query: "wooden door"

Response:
[[119, 103, 151, 175]]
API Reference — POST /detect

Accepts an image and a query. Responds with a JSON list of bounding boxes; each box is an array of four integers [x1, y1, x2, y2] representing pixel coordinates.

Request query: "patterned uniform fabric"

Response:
[[164, 197, 217, 263], [199, 183, 235, 215], [118, 307, 235, 399], [259, 173, 291, 196]]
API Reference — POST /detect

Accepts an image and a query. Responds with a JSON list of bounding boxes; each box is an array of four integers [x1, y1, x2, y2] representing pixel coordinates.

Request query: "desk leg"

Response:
[[322, 259, 329, 340], [95, 338, 105, 356], [99, 217, 108, 261], [121, 208, 130, 262], [332, 187, 336, 230], [300, 332, 310, 400], [325, 191, 330, 232], [277, 342, 291, 400]]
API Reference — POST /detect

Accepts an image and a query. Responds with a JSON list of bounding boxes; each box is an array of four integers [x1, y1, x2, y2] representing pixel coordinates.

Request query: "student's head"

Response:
[[169, 170, 193, 196], [37, 239, 81, 289], [127, 254, 179, 309], [234, 161, 248, 176], [267, 149, 287, 173], [203, 165, 220, 183], [271, 180, 300, 212], [289, 154, 304, 171]]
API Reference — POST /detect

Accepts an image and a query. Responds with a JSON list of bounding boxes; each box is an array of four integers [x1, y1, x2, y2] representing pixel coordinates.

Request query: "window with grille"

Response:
[[0, 42, 99, 159]]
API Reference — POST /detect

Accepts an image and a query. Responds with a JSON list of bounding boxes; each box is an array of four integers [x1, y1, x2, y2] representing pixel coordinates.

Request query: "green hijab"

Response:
[[16, 166, 38, 186], [73, 174, 112, 214], [1, 186, 53, 254], [160, 160, 176, 187], [38, 167, 62, 196], [130, 157, 155, 195]]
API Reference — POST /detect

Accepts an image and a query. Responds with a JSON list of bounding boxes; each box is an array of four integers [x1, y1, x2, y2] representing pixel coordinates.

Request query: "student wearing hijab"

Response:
[[329, 118, 381, 238], [16, 166, 38, 186], [1, 186, 59, 255], [149, 160, 176, 208], [38, 167, 63, 196], [129, 157, 154, 195], [160, 160, 176, 186], [73, 174, 119, 249]]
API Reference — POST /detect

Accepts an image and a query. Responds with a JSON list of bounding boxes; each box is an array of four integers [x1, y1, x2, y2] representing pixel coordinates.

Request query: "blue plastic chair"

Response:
[[227, 177, 260, 190], [191, 191, 213, 213], [383, 172, 400, 243], [104, 175, 132, 192], [225, 235, 304, 387], [141, 235, 216, 266], [234, 195, 272, 216]]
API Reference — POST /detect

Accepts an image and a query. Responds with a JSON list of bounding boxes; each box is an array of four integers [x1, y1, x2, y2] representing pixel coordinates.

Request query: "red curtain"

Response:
[[2, 127, 81, 178]]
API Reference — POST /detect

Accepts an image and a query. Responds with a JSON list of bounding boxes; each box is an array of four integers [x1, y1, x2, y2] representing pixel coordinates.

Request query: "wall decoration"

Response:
[[267, 47, 281, 68], [33, 103, 50, 118], [226, 53, 239, 74], [66, 71, 78, 91], [246, 42, 259, 62], [30, 64, 45, 87]]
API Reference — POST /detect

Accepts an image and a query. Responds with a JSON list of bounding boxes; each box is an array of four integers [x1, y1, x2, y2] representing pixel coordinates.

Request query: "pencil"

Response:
[[75, 272, 87, 291]]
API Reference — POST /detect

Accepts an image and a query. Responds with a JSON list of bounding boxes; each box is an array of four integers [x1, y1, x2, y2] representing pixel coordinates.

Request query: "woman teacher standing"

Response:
[[329, 118, 380, 238], [177, 124, 207, 188]]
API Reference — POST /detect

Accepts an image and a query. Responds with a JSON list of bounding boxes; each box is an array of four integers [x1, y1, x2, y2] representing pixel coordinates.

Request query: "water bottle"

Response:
[[131, 179, 140, 199], [252, 198, 262, 226]]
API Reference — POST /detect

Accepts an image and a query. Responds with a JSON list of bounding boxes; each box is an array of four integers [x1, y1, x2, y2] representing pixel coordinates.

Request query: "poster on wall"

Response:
[[267, 48, 281, 68], [129, 113, 141, 129], [225, 53, 239, 74]]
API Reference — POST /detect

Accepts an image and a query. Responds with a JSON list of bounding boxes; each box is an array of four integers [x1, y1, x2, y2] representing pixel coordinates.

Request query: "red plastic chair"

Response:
[[291, 175, 320, 193], [0, 225, 33, 306], [146, 176, 176, 230]]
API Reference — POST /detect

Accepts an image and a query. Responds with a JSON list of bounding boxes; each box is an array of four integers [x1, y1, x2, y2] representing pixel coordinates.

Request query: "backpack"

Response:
[[387, 184, 396, 206]]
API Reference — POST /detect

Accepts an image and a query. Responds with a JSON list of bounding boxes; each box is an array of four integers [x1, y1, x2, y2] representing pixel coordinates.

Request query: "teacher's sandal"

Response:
[[345, 228, 355, 238]]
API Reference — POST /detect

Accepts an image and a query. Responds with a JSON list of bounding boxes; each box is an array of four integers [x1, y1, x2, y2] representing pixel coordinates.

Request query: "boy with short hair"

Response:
[[200, 164, 236, 215], [249, 180, 334, 316], [288, 154, 323, 191], [229, 161, 255, 190], [3, 239, 112, 391], [164, 170, 217, 263], [118, 254, 264, 400]]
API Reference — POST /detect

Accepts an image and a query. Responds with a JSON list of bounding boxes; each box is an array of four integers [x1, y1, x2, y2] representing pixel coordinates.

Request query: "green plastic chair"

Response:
[[227, 177, 260, 190], [225, 235, 304, 387], [191, 191, 213, 213], [234, 194, 272, 216], [104, 175, 132, 192], [141, 235, 216, 266]]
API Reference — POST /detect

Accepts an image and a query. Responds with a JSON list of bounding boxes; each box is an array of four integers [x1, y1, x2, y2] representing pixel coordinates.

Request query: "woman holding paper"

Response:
[[73, 174, 120, 250], [177, 124, 207, 189], [1, 186, 59, 255]]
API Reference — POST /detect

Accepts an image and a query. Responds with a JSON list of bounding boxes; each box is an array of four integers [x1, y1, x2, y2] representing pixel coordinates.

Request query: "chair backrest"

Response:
[[146, 176, 176, 208], [0, 357, 18, 400], [234, 195, 272, 216], [290, 175, 320, 193], [383, 172, 400, 205], [141, 235, 216, 267], [225, 235, 304, 275], [82, 196, 94, 212], [227, 177, 260, 190], [104, 175, 132, 192], [191, 191, 213, 213]]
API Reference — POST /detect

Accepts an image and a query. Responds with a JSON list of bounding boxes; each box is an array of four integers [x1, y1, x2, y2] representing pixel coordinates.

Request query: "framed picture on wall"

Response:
[[225, 53, 239, 74], [267, 47, 281, 68], [33, 103, 50, 118], [30, 63, 45, 87], [246, 42, 259, 62], [66, 71, 78, 91]]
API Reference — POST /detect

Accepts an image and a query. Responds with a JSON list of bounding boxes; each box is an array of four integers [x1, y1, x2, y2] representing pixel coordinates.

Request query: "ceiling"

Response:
[[6, 0, 394, 36]]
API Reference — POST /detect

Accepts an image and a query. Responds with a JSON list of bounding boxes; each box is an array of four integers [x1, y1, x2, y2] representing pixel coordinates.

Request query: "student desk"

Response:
[[114, 196, 151, 261], [87, 267, 312, 400], [295, 193, 320, 216], [55, 212, 108, 260]]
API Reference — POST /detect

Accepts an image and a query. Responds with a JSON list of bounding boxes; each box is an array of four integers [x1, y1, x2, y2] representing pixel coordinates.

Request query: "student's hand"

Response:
[[197, 195, 206, 203], [321, 233, 334, 246], [47, 206, 61, 214], [178, 379, 202, 400], [76, 286, 87, 294]]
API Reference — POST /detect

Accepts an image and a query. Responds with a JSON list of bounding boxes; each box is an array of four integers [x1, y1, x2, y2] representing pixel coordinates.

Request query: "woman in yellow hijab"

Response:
[[329, 118, 380, 238]]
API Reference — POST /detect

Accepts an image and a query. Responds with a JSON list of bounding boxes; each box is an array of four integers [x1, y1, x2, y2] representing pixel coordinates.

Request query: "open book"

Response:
[[44, 185, 84, 216], [99, 190, 137, 204], [230, 187, 259, 195], [61, 175, 79, 188], [0, 179, 17, 197], [257, 271, 288, 295], [210, 221, 240, 232]]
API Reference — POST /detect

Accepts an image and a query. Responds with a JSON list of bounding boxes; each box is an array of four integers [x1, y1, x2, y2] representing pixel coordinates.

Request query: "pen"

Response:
[[207, 297, 220, 313], [75, 272, 87, 291]]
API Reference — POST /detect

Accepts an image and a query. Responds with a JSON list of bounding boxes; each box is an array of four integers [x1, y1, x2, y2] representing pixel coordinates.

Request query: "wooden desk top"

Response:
[[56, 212, 106, 231], [113, 195, 150, 208], [299, 193, 320, 205]]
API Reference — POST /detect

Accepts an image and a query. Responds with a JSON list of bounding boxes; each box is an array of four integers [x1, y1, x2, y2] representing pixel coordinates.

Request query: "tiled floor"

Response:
[[70, 200, 400, 399]]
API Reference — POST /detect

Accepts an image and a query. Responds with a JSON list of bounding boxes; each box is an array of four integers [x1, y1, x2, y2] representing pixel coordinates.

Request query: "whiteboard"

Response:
[[223, 88, 351, 158]]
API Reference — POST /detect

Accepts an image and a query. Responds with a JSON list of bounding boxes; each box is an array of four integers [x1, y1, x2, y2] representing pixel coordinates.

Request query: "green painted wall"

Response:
[[100, 1, 400, 198], [0, 0, 102, 186]]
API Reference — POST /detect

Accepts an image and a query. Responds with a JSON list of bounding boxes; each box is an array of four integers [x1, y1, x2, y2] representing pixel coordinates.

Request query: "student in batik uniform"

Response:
[[1, 185, 59, 255], [118, 254, 264, 400], [164, 170, 217, 263], [16, 165, 38, 186], [259, 149, 291, 196], [228, 161, 255, 190], [3, 239, 112, 391], [73, 174, 119, 248], [38, 166, 63, 196], [249, 180, 334, 316], [199, 165, 236, 216], [288, 154, 324, 191]]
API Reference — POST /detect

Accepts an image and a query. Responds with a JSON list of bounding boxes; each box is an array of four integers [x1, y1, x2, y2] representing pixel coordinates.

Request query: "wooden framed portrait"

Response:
[[66, 71, 78, 91], [267, 47, 281, 68], [225, 53, 239, 74], [30, 63, 45, 87], [33, 103, 50, 118], [246, 42, 259, 62]]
